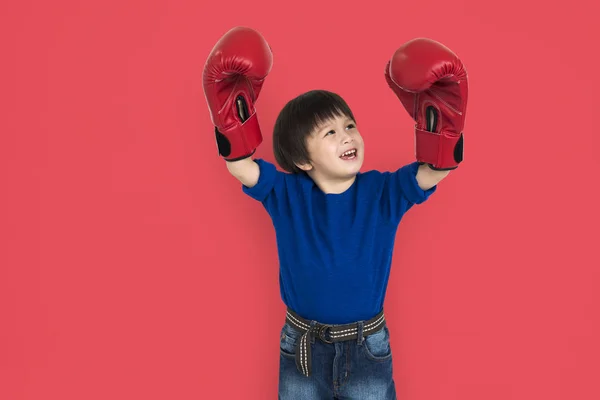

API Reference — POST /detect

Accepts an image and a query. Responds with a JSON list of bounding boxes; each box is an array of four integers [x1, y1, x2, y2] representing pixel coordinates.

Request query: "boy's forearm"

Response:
[[415, 163, 451, 190], [226, 157, 260, 188], [226, 157, 252, 175]]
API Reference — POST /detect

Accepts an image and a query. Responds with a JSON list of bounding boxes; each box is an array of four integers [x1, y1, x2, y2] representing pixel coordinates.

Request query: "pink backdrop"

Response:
[[2, 0, 599, 399]]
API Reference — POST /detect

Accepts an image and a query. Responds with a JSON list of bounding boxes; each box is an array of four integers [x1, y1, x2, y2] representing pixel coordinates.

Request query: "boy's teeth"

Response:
[[341, 149, 356, 157]]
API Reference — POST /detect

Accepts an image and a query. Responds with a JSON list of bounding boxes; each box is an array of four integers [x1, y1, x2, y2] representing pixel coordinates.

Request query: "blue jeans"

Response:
[[278, 319, 397, 399]]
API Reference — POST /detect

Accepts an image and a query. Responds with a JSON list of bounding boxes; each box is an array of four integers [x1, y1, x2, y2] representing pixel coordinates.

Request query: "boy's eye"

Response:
[[324, 123, 355, 137]]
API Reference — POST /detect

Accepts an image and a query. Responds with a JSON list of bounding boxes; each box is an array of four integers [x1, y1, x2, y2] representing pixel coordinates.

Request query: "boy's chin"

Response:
[[341, 158, 363, 171], [340, 163, 362, 177]]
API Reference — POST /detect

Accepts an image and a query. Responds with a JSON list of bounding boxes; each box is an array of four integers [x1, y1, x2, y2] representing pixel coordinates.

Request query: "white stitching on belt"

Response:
[[331, 329, 357, 338], [287, 312, 310, 329], [364, 314, 385, 330], [330, 314, 385, 338], [300, 334, 308, 376], [330, 326, 357, 335]]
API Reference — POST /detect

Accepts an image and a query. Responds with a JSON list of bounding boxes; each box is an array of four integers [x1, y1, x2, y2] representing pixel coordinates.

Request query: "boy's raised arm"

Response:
[[202, 26, 273, 189], [226, 158, 260, 188]]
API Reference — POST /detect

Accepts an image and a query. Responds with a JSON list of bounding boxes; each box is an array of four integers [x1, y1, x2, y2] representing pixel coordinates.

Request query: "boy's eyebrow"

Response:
[[317, 123, 332, 132]]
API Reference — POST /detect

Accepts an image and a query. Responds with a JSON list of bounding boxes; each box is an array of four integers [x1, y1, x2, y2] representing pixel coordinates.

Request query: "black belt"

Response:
[[285, 307, 386, 377]]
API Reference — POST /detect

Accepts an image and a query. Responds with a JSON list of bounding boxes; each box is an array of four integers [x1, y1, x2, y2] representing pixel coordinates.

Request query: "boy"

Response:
[[203, 27, 467, 399]]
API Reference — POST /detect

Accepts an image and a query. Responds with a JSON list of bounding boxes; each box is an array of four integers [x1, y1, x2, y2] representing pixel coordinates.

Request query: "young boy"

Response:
[[203, 27, 467, 400]]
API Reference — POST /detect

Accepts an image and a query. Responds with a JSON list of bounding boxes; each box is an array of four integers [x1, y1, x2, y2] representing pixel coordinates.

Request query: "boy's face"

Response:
[[298, 114, 364, 180]]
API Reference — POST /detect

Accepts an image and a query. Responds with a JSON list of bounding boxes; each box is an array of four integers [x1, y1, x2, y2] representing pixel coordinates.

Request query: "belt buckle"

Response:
[[318, 324, 333, 344]]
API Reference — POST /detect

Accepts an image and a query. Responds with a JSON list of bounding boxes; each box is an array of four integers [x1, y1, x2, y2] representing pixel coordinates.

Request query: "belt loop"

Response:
[[357, 320, 364, 345], [309, 320, 317, 344]]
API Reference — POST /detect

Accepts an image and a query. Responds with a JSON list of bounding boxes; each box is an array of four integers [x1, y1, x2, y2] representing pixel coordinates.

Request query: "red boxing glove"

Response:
[[202, 27, 273, 161], [385, 38, 468, 170]]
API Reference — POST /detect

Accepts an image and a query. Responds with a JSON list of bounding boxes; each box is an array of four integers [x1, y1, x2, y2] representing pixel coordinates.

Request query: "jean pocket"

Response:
[[362, 325, 392, 361], [279, 322, 302, 358]]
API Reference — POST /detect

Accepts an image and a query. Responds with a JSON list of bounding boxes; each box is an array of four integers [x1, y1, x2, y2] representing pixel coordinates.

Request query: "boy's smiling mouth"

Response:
[[339, 148, 357, 160]]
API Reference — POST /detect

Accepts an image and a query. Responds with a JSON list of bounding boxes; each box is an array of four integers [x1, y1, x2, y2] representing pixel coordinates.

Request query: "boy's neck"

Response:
[[308, 171, 357, 195]]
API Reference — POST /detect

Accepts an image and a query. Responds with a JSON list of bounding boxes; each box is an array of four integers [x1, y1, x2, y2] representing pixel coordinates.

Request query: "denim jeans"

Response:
[[278, 319, 397, 399]]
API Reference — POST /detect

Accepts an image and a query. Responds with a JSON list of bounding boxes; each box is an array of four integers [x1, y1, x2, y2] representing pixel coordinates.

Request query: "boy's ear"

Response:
[[295, 161, 313, 171]]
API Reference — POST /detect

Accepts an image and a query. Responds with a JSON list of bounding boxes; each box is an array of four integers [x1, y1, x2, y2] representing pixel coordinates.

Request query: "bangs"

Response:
[[292, 91, 356, 136]]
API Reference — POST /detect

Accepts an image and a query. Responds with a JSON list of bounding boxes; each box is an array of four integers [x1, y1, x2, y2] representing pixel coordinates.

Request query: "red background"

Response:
[[2, 0, 599, 399]]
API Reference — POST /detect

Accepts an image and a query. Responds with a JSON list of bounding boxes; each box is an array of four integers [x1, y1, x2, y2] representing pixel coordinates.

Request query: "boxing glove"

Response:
[[385, 38, 468, 170], [202, 27, 273, 161]]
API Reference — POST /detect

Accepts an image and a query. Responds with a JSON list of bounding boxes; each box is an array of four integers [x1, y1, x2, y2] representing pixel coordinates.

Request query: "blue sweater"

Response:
[[242, 159, 436, 324]]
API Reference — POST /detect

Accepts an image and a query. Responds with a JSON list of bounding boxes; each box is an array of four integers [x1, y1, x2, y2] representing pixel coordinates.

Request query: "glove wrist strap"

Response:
[[215, 111, 262, 161], [415, 125, 463, 170]]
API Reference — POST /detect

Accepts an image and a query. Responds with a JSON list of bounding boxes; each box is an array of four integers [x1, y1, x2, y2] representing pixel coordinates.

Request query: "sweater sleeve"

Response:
[[381, 161, 437, 223], [241, 158, 279, 203]]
